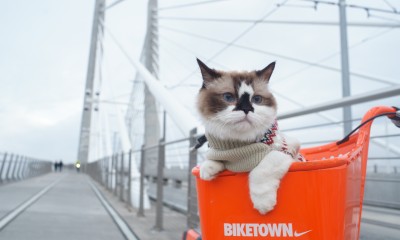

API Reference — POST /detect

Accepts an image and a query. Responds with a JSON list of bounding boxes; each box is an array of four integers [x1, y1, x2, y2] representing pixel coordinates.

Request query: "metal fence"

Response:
[[85, 128, 400, 233], [86, 151, 133, 204], [0, 152, 53, 185], [85, 129, 200, 230], [364, 173, 400, 209]]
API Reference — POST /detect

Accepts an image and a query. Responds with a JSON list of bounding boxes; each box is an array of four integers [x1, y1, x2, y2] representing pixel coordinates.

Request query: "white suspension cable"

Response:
[[298, 0, 400, 15], [166, 0, 290, 87], [160, 35, 228, 69], [101, 20, 200, 136], [105, 0, 127, 10], [273, 27, 397, 85], [160, 25, 398, 86], [382, 0, 397, 12], [158, 16, 400, 28], [158, 0, 230, 11]]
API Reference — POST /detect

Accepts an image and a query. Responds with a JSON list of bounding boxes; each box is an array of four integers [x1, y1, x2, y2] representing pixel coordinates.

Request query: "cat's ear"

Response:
[[197, 58, 221, 87], [256, 61, 276, 82]]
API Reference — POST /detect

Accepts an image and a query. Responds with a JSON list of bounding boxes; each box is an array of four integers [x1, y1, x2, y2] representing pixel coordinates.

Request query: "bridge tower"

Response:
[[143, 0, 161, 157], [77, 0, 105, 166]]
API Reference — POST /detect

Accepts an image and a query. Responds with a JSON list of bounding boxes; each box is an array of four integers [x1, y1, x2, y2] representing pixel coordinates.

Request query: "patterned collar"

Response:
[[259, 120, 305, 162], [259, 120, 279, 146]]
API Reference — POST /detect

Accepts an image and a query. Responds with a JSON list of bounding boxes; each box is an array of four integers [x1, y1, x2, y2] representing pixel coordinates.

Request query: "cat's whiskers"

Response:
[[249, 112, 267, 127], [214, 111, 243, 124]]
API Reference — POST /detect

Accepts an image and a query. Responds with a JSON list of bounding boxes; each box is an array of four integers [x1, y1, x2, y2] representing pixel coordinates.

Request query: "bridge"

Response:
[[1, 0, 400, 239]]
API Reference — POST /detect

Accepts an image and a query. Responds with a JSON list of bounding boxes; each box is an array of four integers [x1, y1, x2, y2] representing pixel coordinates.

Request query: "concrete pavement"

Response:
[[0, 172, 126, 240], [1, 171, 399, 240]]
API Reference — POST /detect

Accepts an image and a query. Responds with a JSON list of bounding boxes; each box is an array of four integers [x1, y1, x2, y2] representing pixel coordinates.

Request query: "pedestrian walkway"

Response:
[[2, 171, 399, 240], [0, 172, 186, 240], [0, 172, 127, 239]]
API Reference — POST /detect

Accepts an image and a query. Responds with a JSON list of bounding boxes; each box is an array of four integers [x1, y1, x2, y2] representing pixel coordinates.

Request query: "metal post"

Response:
[[5, 154, 14, 182], [0, 153, 7, 184], [138, 145, 146, 217], [32, 160, 37, 177], [29, 160, 35, 177], [77, 0, 105, 165], [93, 161, 97, 181], [127, 150, 132, 207], [11, 155, 20, 181], [114, 154, 118, 196], [101, 157, 106, 185], [36, 160, 40, 176], [20, 157, 27, 179], [106, 156, 110, 190], [104, 157, 108, 185], [339, 0, 352, 136], [22, 158, 29, 179], [111, 155, 116, 191], [37, 161, 42, 175], [16, 157, 25, 180], [98, 160, 102, 183], [26, 159, 32, 178], [119, 152, 124, 201], [154, 139, 165, 231], [187, 128, 200, 228], [8, 155, 17, 181], [31, 159, 36, 177]]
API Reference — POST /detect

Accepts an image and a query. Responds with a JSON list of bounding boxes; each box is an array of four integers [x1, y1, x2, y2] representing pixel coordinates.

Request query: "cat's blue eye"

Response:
[[223, 93, 236, 102], [252, 95, 263, 104]]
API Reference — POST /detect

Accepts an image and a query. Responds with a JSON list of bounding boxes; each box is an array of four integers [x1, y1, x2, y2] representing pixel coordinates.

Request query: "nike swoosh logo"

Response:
[[294, 230, 312, 237]]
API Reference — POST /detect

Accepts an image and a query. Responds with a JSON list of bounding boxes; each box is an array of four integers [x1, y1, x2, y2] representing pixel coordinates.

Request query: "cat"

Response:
[[196, 58, 303, 214]]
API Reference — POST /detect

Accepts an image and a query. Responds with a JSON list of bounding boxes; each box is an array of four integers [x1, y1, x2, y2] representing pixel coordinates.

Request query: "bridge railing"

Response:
[[86, 151, 133, 204], [85, 133, 201, 230], [85, 124, 400, 232], [0, 152, 53, 185]]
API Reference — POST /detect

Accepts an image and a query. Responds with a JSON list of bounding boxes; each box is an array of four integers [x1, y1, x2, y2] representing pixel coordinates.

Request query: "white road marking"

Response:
[[88, 180, 139, 240], [0, 176, 63, 230]]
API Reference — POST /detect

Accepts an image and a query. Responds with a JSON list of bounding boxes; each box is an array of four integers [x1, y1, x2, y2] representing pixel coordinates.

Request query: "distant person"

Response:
[[54, 161, 58, 172], [59, 160, 63, 172]]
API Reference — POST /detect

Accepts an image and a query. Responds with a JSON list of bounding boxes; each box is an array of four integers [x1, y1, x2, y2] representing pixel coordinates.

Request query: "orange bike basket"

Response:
[[193, 106, 398, 240]]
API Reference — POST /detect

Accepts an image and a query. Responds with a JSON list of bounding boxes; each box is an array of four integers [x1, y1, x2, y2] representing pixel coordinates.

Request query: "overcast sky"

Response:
[[1, 0, 399, 163], [0, 0, 147, 162]]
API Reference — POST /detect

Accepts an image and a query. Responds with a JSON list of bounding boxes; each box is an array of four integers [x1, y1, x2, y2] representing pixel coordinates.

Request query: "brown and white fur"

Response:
[[196, 59, 300, 214]]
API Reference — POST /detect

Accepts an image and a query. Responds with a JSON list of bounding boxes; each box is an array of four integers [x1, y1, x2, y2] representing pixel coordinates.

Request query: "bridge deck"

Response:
[[1, 172, 399, 240], [0, 172, 185, 240]]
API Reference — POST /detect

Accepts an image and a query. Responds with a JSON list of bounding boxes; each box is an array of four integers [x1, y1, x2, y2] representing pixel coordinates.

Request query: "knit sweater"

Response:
[[206, 122, 302, 172]]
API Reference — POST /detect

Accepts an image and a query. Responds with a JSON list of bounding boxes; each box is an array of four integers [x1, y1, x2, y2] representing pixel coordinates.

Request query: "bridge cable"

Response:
[[382, 0, 397, 12], [157, 16, 400, 27], [166, 0, 290, 88], [160, 35, 228, 69], [298, 0, 400, 15], [272, 27, 397, 86], [158, 0, 231, 11], [105, 0, 127, 10], [160, 25, 397, 86]]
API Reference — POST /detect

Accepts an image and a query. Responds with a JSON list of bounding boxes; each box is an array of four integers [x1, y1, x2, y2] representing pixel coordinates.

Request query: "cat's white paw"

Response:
[[199, 159, 225, 181], [249, 151, 293, 214], [250, 179, 279, 214]]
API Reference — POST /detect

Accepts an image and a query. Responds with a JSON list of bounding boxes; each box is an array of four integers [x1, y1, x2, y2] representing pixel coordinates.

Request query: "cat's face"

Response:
[[196, 59, 277, 142]]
